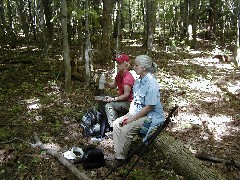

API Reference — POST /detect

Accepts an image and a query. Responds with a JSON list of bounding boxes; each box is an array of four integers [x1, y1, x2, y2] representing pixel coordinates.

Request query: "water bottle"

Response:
[[99, 73, 105, 89]]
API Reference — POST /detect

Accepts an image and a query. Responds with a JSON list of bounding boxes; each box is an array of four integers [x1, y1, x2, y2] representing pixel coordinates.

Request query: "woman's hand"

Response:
[[122, 118, 128, 126], [119, 118, 128, 127], [121, 117, 134, 126]]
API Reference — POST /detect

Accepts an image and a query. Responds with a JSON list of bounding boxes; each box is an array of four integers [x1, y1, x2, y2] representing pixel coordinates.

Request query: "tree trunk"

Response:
[[234, 0, 240, 67], [206, 0, 216, 40], [101, 0, 112, 64], [190, 0, 199, 49], [19, 0, 30, 48], [142, 0, 147, 47], [27, 0, 35, 39], [162, 1, 166, 39], [43, 0, 53, 44], [184, 0, 189, 43], [0, 0, 5, 42], [39, 0, 49, 60], [6, 0, 14, 43], [84, 0, 91, 87], [77, 0, 84, 61], [128, 0, 133, 38], [115, 0, 122, 55], [61, 0, 72, 92], [155, 132, 225, 180], [146, 0, 156, 56]]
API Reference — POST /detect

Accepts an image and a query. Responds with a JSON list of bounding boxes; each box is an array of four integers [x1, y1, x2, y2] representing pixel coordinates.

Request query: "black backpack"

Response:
[[80, 107, 102, 137], [82, 147, 105, 169]]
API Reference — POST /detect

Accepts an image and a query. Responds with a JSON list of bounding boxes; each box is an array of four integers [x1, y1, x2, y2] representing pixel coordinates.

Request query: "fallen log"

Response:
[[32, 132, 90, 180], [194, 152, 240, 169], [156, 132, 226, 180]]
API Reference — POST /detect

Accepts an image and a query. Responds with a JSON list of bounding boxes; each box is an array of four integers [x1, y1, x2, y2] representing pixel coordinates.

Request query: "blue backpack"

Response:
[[80, 108, 102, 137]]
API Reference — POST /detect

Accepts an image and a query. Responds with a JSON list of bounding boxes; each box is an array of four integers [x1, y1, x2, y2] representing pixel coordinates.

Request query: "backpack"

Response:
[[82, 147, 105, 169], [80, 107, 102, 137]]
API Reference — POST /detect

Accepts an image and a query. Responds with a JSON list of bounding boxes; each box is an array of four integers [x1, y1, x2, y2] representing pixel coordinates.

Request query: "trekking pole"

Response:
[[102, 105, 178, 180]]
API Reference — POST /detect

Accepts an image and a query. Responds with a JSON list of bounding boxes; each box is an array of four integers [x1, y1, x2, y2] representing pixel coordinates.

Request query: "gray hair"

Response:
[[135, 55, 158, 75]]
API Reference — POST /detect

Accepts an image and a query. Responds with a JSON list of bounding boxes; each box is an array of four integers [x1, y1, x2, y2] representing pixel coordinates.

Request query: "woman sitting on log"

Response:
[[112, 55, 165, 163]]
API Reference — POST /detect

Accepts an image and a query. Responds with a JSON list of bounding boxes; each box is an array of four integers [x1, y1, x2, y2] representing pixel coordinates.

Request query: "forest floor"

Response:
[[0, 39, 240, 180]]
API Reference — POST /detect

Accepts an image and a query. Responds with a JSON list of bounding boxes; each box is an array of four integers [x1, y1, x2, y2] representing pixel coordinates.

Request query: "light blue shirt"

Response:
[[132, 73, 165, 127]]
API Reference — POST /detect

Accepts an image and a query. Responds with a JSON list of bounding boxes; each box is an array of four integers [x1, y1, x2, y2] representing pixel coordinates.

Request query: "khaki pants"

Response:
[[113, 115, 148, 159], [105, 101, 130, 127]]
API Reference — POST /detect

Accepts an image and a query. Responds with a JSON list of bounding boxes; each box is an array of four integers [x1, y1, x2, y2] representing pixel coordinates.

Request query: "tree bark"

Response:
[[43, 0, 53, 44], [128, 0, 133, 38], [190, 0, 199, 49], [156, 132, 225, 180], [0, 0, 5, 41], [206, 0, 216, 40], [234, 0, 240, 67], [32, 132, 90, 180], [6, 0, 15, 42], [84, 0, 91, 87], [39, 0, 49, 60], [77, 0, 84, 61], [115, 0, 122, 55], [146, 0, 156, 56], [194, 152, 240, 169], [19, 0, 30, 48], [101, 0, 112, 64], [61, 0, 72, 92]]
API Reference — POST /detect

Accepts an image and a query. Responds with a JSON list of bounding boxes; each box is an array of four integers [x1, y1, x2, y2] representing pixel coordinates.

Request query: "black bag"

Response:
[[82, 147, 105, 169], [80, 107, 102, 137]]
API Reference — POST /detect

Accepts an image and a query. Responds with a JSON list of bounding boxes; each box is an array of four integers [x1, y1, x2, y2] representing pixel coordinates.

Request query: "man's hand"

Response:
[[104, 96, 116, 102]]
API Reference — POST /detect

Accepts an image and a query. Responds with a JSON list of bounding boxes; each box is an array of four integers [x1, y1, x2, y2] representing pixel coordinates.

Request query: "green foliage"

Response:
[[40, 133, 50, 143], [53, 120, 62, 135], [10, 104, 23, 114], [129, 169, 154, 180], [40, 96, 52, 105], [21, 82, 34, 90], [0, 129, 11, 141], [72, 9, 85, 19], [17, 161, 27, 172], [35, 82, 45, 92], [62, 107, 83, 119], [62, 107, 74, 114], [31, 156, 41, 164]]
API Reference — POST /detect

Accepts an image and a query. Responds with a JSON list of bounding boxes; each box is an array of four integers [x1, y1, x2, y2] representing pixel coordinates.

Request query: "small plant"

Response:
[[41, 133, 50, 143], [0, 129, 11, 141], [32, 156, 41, 164], [129, 169, 154, 180], [10, 104, 23, 114], [53, 120, 62, 135], [17, 161, 27, 171]]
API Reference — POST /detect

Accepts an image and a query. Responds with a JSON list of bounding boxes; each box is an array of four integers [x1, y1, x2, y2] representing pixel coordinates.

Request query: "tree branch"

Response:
[[194, 152, 240, 169], [32, 132, 90, 180]]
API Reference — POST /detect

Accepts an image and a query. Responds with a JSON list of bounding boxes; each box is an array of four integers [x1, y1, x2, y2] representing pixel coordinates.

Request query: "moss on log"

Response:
[[156, 132, 225, 180]]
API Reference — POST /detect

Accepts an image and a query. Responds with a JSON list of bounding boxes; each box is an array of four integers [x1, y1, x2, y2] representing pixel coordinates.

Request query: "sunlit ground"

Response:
[[158, 47, 239, 142]]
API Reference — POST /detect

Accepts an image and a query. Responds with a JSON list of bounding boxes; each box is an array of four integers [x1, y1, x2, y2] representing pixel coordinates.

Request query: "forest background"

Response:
[[0, 0, 240, 179]]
